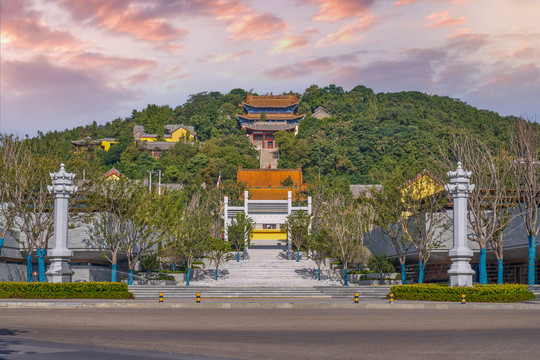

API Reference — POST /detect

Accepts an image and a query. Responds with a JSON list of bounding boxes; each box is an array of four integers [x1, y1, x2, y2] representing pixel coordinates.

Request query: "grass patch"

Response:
[[0, 282, 134, 299], [390, 284, 535, 303]]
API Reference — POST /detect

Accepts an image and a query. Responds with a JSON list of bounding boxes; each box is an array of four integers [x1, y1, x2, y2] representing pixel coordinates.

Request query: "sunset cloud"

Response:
[[2, 57, 137, 134], [199, 51, 254, 64], [55, 0, 188, 43], [261, 54, 360, 79], [270, 35, 310, 53], [425, 11, 466, 28], [315, 15, 376, 47], [394, 0, 468, 6], [303, 0, 375, 22], [1, 0, 84, 53], [226, 12, 288, 41]]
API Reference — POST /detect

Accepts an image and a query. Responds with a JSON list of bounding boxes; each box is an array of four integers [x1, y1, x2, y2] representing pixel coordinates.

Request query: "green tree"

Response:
[[164, 191, 219, 285], [282, 210, 311, 262], [227, 212, 255, 262], [320, 194, 372, 286], [207, 237, 233, 280]]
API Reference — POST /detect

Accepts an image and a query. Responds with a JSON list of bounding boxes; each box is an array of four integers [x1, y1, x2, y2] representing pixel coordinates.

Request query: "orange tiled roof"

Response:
[[242, 94, 299, 108], [237, 168, 303, 188], [237, 113, 305, 121]]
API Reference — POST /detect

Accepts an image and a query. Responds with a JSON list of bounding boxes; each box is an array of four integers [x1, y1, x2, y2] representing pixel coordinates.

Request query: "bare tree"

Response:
[[164, 191, 219, 285], [434, 134, 516, 284], [510, 118, 540, 285], [320, 194, 372, 286], [0, 136, 59, 282], [282, 210, 311, 262], [401, 173, 449, 284], [86, 179, 135, 282], [372, 167, 412, 284]]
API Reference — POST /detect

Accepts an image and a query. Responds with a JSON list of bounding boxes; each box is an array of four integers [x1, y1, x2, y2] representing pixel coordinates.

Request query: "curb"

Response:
[[1, 300, 539, 310]]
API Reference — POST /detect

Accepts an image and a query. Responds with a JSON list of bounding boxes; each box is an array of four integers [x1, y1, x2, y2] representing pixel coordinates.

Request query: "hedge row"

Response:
[[390, 284, 535, 303], [0, 282, 134, 299]]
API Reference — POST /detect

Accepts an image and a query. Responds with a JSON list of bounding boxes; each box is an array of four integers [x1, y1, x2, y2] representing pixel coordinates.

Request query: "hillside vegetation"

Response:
[[27, 84, 517, 185]]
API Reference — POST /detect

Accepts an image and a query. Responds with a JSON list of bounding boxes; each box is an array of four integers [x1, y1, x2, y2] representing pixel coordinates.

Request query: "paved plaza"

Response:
[[1, 306, 539, 359]]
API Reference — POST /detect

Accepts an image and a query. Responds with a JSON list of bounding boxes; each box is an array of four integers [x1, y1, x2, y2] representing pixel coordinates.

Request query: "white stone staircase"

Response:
[[191, 241, 340, 287]]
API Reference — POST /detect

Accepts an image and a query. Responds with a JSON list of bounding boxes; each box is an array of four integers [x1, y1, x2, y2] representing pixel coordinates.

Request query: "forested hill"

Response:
[[28, 85, 516, 185]]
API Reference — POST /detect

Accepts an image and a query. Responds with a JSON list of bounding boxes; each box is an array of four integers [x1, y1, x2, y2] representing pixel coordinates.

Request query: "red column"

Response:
[[263, 133, 266, 149]]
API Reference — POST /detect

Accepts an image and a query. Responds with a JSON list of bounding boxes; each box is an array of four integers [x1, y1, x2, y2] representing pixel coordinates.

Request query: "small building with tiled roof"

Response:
[[312, 106, 331, 119], [133, 123, 196, 158], [71, 137, 118, 152]]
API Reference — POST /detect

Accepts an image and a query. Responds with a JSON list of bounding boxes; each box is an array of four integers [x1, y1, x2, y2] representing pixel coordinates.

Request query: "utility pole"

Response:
[[147, 171, 153, 192], [158, 170, 162, 195]]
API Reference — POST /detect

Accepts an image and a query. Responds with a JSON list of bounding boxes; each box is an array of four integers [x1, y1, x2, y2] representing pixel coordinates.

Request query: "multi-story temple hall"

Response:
[[237, 94, 305, 150]]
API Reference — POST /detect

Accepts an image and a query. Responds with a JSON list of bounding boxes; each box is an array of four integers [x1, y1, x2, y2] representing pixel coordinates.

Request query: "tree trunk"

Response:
[[26, 253, 33, 282], [186, 267, 191, 286], [528, 235, 536, 285], [497, 258, 503, 285], [0, 238, 4, 255], [215, 267, 218, 280], [296, 249, 300, 262], [111, 264, 117, 282], [401, 263, 407, 285], [318, 267, 321, 281], [343, 268, 348, 286], [479, 247, 487, 284], [128, 269, 133, 285], [37, 249, 47, 282], [418, 261, 425, 284]]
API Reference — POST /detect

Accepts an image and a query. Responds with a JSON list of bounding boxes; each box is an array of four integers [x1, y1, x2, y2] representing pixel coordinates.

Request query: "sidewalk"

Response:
[[1, 297, 539, 310]]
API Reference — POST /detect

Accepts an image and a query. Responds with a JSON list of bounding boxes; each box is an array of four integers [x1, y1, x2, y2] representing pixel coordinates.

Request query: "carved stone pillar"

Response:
[[445, 162, 475, 287], [46, 164, 77, 283]]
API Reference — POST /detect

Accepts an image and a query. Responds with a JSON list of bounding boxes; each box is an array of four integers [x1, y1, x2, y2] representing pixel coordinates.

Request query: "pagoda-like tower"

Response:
[[237, 94, 305, 149]]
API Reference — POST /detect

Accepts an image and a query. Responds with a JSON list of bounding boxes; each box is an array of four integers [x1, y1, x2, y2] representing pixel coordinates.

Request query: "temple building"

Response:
[[237, 94, 305, 149], [133, 124, 196, 158]]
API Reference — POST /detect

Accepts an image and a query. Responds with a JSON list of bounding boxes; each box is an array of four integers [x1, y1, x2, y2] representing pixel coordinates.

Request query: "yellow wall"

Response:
[[100, 140, 119, 151], [140, 137, 157, 142], [106, 173, 120, 181], [251, 229, 287, 241], [164, 128, 193, 142], [401, 172, 443, 200]]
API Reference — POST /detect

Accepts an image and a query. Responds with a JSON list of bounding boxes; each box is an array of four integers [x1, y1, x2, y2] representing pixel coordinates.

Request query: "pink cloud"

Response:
[[1, 56, 137, 134], [510, 46, 540, 60], [425, 11, 466, 29], [1, 0, 84, 52], [199, 51, 254, 64], [55, 0, 188, 43], [316, 14, 376, 47], [394, 0, 468, 6], [446, 33, 489, 52], [271, 35, 310, 53], [68, 53, 156, 71], [302, 0, 375, 22], [226, 12, 288, 41]]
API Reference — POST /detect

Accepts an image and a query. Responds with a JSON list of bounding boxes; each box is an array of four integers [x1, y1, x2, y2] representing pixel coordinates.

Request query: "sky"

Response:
[[1, 0, 539, 137]]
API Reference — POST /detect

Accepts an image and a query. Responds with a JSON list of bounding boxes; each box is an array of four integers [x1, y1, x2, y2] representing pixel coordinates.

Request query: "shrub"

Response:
[[0, 282, 134, 299], [390, 284, 535, 303], [368, 255, 395, 274], [139, 252, 160, 272]]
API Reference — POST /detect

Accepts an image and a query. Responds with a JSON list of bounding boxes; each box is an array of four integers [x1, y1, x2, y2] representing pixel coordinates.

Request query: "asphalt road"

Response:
[[0, 308, 539, 360]]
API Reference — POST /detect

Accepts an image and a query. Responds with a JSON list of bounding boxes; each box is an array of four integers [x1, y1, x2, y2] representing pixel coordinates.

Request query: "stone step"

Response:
[[128, 285, 391, 299]]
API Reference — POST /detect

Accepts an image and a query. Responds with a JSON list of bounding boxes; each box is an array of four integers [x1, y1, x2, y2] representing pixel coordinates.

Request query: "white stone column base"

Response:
[[448, 256, 475, 287], [46, 257, 74, 283]]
